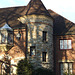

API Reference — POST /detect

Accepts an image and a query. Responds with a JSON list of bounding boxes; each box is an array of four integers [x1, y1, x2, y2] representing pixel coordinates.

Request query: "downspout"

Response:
[[25, 24, 28, 59]]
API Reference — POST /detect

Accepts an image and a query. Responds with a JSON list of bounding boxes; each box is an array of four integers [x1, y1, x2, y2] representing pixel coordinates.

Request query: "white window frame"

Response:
[[60, 40, 72, 50]]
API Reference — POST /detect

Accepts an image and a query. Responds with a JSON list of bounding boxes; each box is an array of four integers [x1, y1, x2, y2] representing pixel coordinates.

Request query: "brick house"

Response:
[[0, 0, 75, 75], [49, 10, 75, 75]]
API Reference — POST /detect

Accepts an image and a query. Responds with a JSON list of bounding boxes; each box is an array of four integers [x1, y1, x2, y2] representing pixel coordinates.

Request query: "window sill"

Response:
[[42, 41, 48, 43], [29, 55, 36, 58], [60, 48, 72, 50], [42, 62, 50, 64]]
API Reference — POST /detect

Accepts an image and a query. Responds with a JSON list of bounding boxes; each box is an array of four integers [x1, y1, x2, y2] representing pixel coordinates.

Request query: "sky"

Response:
[[0, 0, 75, 23]]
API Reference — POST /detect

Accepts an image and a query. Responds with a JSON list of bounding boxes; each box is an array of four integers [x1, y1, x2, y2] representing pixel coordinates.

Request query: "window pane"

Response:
[[30, 46, 35, 56], [64, 40, 67, 49], [8, 33, 13, 44], [42, 52, 46, 62], [2, 35, 5, 43], [60, 40, 63, 49], [0, 33, 1, 43], [68, 40, 72, 49], [43, 31, 47, 42], [69, 63, 72, 74], [61, 63, 68, 75], [60, 63, 63, 75], [63, 63, 68, 73]]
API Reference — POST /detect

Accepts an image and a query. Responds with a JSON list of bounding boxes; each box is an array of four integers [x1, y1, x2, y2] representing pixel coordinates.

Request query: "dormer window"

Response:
[[0, 23, 13, 45]]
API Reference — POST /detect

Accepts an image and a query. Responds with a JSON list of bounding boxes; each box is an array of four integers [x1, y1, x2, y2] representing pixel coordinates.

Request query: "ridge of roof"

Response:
[[0, 6, 26, 10], [48, 9, 75, 24], [48, 9, 75, 35]]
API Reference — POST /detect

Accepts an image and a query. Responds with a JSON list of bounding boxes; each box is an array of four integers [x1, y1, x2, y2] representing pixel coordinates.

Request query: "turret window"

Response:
[[42, 31, 47, 42], [30, 46, 36, 56], [42, 52, 47, 62]]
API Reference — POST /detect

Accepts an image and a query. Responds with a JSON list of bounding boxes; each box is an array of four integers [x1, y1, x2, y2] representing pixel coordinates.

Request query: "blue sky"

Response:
[[0, 0, 75, 23]]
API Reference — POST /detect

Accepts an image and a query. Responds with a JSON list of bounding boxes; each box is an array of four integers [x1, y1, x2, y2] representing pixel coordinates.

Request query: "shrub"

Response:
[[32, 68, 55, 75], [17, 59, 55, 75], [17, 59, 33, 75], [64, 72, 74, 75]]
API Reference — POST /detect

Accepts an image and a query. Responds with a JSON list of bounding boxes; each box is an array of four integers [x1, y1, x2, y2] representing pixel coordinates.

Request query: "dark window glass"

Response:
[[43, 31, 47, 42], [30, 46, 36, 56], [8, 33, 13, 44], [42, 52, 47, 62]]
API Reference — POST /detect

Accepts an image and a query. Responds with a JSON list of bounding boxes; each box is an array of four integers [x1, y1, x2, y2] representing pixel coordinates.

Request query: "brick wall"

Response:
[[0, 28, 26, 74], [54, 35, 75, 75]]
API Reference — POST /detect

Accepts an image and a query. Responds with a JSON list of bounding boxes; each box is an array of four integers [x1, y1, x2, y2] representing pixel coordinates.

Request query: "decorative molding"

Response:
[[58, 60, 74, 62]]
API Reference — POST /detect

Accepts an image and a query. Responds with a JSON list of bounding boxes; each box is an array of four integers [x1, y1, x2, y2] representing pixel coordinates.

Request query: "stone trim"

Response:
[[58, 60, 74, 62], [25, 22, 53, 28]]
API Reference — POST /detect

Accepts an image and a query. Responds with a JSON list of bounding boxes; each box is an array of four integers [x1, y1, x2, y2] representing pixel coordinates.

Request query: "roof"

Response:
[[0, 0, 74, 35], [24, 0, 52, 18], [48, 9, 75, 35], [0, 23, 13, 31], [0, 0, 53, 29], [0, 6, 26, 29]]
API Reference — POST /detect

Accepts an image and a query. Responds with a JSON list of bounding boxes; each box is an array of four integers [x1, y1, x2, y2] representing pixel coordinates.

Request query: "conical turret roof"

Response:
[[24, 0, 53, 18]]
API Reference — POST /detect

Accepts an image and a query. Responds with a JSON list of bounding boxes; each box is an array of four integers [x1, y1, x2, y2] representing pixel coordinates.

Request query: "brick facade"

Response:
[[0, 28, 26, 74], [54, 35, 75, 75]]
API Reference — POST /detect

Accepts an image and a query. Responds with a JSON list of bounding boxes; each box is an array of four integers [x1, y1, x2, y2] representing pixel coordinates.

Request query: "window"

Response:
[[30, 46, 36, 56], [60, 40, 72, 50], [42, 52, 47, 62], [0, 33, 1, 44], [8, 33, 13, 44], [16, 32, 21, 40], [1, 34, 6, 44], [42, 31, 47, 42], [60, 63, 72, 75]]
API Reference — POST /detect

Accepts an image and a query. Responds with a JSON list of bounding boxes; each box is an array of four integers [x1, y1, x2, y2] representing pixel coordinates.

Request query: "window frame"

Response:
[[59, 39, 72, 50]]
